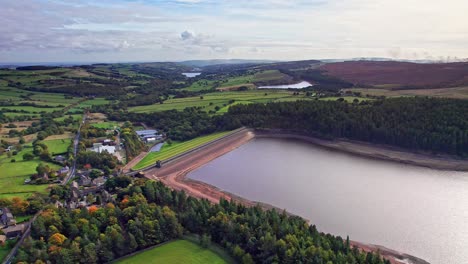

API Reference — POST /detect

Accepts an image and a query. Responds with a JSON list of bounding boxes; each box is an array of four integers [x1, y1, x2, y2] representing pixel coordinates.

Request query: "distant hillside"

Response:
[[320, 61, 468, 89], [178, 59, 278, 67]]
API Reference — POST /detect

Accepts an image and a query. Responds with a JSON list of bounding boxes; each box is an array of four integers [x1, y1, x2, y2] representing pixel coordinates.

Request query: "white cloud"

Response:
[[0, 0, 467, 62]]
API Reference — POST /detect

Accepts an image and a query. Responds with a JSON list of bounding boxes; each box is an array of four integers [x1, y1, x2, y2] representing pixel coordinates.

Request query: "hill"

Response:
[[319, 61, 468, 89]]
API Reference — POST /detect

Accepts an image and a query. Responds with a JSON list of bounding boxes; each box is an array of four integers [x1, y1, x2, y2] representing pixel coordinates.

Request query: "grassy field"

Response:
[[129, 90, 312, 113], [133, 131, 232, 170], [116, 240, 230, 264], [0, 146, 60, 199], [90, 121, 120, 129], [42, 138, 72, 155], [344, 87, 468, 99]]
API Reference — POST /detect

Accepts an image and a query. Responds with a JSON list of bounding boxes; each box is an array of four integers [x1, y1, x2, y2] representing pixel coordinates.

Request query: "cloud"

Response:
[[1, 0, 468, 62], [180, 30, 195, 40]]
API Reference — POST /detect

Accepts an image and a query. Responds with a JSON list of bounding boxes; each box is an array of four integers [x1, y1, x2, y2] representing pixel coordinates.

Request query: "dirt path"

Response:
[[122, 151, 148, 173]]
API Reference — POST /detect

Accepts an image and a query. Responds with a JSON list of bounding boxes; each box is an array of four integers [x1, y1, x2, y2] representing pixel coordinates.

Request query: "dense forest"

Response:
[[16, 178, 389, 264], [224, 97, 468, 156]]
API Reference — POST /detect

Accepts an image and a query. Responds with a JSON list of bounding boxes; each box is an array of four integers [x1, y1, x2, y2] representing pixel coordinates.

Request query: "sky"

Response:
[[1, 0, 468, 63]]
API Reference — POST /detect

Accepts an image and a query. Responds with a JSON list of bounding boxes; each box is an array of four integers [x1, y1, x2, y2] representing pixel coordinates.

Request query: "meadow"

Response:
[[133, 131, 232, 170], [0, 146, 60, 199], [42, 138, 72, 155], [115, 240, 230, 264], [129, 90, 312, 113]]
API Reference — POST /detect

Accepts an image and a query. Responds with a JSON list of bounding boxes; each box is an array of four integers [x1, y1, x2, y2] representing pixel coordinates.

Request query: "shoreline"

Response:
[[142, 129, 464, 264], [256, 130, 468, 172]]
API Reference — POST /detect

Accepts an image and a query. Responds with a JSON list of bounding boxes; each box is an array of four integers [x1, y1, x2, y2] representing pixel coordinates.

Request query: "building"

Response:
[[2, 224, 25, 239], [91, 143, 116, 154], [54, 155, 66, 163], [0, 208, 16, 227], [0, 235, 6, 244], [57, 166, 70, 175], [92, 177, 106, 187], [136, 129, 158, 137]]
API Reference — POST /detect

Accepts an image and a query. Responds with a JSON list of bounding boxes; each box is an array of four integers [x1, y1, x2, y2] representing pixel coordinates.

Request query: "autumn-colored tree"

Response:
[[11, 197, 29, 215], [88, 205, 98, 215], [49, 233, 67, 245]]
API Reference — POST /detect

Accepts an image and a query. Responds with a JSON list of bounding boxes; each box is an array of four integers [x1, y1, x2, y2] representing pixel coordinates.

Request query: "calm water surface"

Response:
[[258, 81, 312, 89], [188, 138, 468, 264], [182, 72, 201, 78]]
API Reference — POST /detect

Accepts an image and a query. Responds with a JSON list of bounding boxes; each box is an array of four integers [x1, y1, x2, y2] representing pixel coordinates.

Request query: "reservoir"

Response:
[[188, 137, 468, 264], [258, 81, 312, 89], [182, 72, 201, 78]]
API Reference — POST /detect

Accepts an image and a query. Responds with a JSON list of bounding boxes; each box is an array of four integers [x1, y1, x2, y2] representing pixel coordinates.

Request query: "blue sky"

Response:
[[1, 0, 467, 63]]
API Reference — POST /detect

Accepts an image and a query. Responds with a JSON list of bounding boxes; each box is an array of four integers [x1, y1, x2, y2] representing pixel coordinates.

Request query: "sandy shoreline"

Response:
[[143, 129, 466, 264]]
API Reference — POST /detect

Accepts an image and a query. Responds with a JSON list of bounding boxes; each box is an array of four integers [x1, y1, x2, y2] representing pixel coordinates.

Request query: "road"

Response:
[[1, 114, 86, 264], [62, 113, 86, 185]]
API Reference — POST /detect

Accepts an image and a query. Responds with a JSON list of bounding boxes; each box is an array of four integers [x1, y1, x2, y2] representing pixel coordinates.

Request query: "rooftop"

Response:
[[136, 130, 158, 136]]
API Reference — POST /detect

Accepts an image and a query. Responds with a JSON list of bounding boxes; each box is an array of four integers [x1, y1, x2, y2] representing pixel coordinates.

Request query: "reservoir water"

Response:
[[182, 72, 201, 78], [188, 137, 468, 264], [258, 81, 312, 89]]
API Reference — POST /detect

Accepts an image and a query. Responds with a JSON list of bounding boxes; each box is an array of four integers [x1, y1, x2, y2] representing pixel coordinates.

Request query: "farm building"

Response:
[[0, 208, 16, 227], [136, 130, 163, 142], [2, 224, 25, 239]]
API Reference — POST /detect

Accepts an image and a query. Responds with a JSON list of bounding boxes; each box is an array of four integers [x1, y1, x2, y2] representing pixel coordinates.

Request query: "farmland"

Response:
[[344, 86, 468, 99], [116, 240, 231, 264], [128, 90, 313, 113], [133, 131, 232, 170], [0, 145, 60, 199], [41, 138, 72, 155]]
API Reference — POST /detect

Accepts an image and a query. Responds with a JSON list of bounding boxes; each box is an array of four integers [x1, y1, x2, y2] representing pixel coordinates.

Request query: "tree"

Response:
[[49, 233, 67, 245], [23, 153, 34, 161]]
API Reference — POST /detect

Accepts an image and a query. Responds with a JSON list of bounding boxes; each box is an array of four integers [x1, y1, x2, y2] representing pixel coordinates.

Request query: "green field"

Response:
[[129, 90, 312, 113], [90, 121, 120, 129], [42, 138, 72, 155], [116, 240, 230, 264], [133, 131, 232, 170], [0, 146, 60, 199]]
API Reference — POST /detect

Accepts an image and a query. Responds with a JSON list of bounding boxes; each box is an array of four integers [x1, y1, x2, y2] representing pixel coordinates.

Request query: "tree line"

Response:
[[223, 97, 468, 156]]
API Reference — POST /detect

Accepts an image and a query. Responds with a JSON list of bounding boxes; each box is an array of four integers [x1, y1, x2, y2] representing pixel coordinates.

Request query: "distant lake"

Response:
[[258, 81, 312, 89], [182, 72, 201, 78], [189, 137, 468, 264]]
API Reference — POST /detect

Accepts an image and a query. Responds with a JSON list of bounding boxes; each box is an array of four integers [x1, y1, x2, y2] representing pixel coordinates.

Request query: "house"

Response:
[[92, 177, 106, 187], [0, 208, 16, 227], [57, 166, 70, 175], [2, 224, 25, 239], [78, 175, 92, 186], [54, 155, 66, 163], [0, 235, 6, 244]]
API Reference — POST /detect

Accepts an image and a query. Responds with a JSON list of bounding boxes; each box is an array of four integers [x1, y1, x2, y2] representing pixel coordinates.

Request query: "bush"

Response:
[[23, 153, 35, 161], [11, 159, 16, 162]]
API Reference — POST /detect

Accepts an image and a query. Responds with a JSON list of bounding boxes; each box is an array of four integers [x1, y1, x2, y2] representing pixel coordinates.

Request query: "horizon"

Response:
[[1, 0, 468, 63]]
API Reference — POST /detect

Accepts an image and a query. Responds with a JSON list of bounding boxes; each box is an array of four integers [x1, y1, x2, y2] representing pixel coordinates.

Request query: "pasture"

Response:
[[115, 240, 230, 264], [133, 131, 232, 170], [0, 146, 60, 199], [42, 138, 72, 155], [344, 87, 468, 99], [129, 90, 312, 113]]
